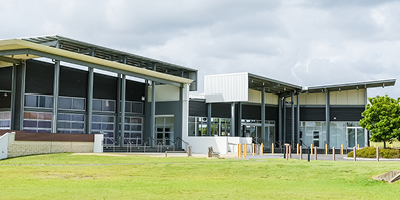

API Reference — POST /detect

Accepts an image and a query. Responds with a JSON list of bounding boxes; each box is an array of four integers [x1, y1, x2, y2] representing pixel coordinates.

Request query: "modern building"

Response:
[[0, 36, 396, 155]]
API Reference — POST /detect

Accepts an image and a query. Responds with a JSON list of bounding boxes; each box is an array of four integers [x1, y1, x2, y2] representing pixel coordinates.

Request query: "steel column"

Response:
[[278, 98, 282, 147], [283, 97, 286, 144], [86, 67, 94, 134], [261, 88, 266, 143], [291, 92, 295, 148], [365, 88, 369, 147], [51, 60, 60, 133], [18, 62, 26, 130], [231, 102, 235, 137], [326, 91, 330, 148], [297, 93, 300, 145], [10, 64, 17, 130], [150, 64, 156, 146], [121, 74, 126, 146], [207, 103, 211, 136], [238, 102, 242, 137]]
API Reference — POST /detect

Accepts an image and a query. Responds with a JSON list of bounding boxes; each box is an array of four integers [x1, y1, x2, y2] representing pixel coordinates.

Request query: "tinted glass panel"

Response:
[[93, 100, 102, 111], [73, 98, 85, 110], [23, 120, 37, 128], [25, 95, 38, 107], [38, 121, 52, 128], [72, 114, 84, 121], [59, 97, 72, 109]]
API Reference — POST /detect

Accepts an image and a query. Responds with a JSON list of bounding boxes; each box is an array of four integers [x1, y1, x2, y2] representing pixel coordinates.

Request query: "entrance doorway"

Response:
[[155, 116, 174, 146], [346, 127, 365, 148], [242, 121, 275, 148]]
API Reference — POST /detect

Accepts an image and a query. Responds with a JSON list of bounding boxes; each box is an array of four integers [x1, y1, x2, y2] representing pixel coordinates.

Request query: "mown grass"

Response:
[[0, 153, 399, 199]]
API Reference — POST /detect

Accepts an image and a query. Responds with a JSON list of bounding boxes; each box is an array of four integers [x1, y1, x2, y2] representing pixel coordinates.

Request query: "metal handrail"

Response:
[[176, 137, 189, 150], [124, 139, 131, 153]]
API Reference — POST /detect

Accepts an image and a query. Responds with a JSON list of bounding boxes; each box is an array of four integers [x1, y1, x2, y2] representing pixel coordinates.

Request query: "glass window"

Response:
[[125, 102, 132, 113], [59, 97, 72, 109], [102, 100, 115, 112], [23, 112, 52, 133], [132, 102, 143, 114], [25, 95, 38, 107], [93, 100, 102, 111], [72, 98, 85, 110], [57, 113, 85, 134], [92, 115, 115, 146]]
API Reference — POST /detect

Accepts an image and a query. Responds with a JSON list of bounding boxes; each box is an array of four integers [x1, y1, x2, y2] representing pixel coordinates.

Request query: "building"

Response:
[[0, 36, 396, 155]]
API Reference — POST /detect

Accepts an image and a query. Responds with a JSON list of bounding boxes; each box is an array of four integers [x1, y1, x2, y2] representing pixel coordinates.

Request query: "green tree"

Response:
[[359, 95, 400, 148]]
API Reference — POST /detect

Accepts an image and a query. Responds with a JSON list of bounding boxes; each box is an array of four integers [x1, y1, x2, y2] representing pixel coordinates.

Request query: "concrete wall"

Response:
[[0, 133, 8, 160], [147, 85, 180, 102], [6, 132, 99, 158]]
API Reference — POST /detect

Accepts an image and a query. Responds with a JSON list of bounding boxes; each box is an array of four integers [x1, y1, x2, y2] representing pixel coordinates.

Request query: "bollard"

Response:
[[272, 143, 274, 155], [391, 144, 393, 149], [285, 144, 289, 161], [252, 143, 255, 156], [314, 146, 317, 160], [289, 145, 292, 158], [311, 144, 313, 155], [357, 144, 360, 150], [261, 143, 264, 155], [353, 147, 356, 162], [297, 143, 299, 155], [237, 144, 240, 158], [374, 144, 376, 148], [244, 144, 247, 159], [188, 146, 192, 157], [341, 144, 343, 155], [165, 151, 168, 157], [332, 147, 335, 161], [325, 144, 328, 155], [376, 146, 379, 162], [300, 146, 303, 160], [307, 147, 310, 162]]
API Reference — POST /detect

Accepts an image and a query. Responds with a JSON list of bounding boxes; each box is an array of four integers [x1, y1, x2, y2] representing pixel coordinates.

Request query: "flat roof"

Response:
[[304, 79, 396, 93], [0, 38, 193, 87], [248, 73, 303, 96]]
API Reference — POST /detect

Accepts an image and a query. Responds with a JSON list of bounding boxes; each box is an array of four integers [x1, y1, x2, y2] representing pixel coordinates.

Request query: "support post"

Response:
[[238, 102, 242, 137], [326, 91, 330, 148], [291, 92, 294, 149], [18, 62, 26, 130], [207, 103, 211, 136], [51, 60, 60, 133], [10, 64, 17, 130], [297, 93, 300, 145], [86, 67, 94, 134], [261, 87, 265, 143], [278, 98, 282, 148], [231, 102, 235, 137], [121, 74, 126, 146], [150, 64, 156, 146], [283, 97, 286, 144]]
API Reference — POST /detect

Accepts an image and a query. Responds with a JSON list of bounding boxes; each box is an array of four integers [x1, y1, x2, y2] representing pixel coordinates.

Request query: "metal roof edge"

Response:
[[305, 78, 396, 92], [248, 73, 303, 90]]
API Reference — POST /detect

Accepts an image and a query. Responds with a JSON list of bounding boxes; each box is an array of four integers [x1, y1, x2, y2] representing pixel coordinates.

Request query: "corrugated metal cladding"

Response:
[[211, 103, 231, 118], [189, 101, 207, 117], [242, 105, 278, 120], [0, 66, 12, 91], [300, 107, 326, 121], [60, 65, 88, 98], [204, 72, 248, 102], [330, 107, 364, 121], [26, 60, 54, 95]]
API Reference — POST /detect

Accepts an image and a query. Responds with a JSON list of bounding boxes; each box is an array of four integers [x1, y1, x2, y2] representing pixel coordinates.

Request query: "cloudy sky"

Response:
[[1, 0, 399, 97]]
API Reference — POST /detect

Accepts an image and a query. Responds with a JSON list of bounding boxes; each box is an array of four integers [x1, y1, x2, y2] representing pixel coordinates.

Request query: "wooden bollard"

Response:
[[314, 146, 317, 160], [261, 143, 264, 155], [376, 146, 379, 162], [300, 146, 303, 160], [289, 145, 292, 158], [332, 147, 335, 161], [353, 147, 356, 162], [284, 144, 290, 161]]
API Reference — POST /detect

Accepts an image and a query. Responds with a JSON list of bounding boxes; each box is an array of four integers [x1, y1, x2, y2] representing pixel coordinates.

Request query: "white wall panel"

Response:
[[204, 72, 248, 102], [148, 85, 180, 102]]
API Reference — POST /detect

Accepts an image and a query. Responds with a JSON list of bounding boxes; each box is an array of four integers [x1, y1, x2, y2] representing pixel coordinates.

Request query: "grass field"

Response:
[[0, 153, 399, 200]]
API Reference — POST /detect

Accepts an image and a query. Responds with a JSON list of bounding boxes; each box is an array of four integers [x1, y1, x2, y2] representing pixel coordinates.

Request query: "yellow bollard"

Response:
[[237, 144, 240, 158], [325, 144, 328, 155], [374, 144, 376, 148], [261, 143, 264, 155], [297, 143, 299, 155], [272, 143, 274, 155], [357, 144, 360, 150], [391, 144, 393, 149], [252, 143, 255, 156], [311, 144, 313, 155], [341, 144, 343, 155], [244, 144, 247, 159]]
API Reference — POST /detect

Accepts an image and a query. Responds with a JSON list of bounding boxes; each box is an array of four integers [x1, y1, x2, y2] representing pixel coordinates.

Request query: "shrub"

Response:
[[347, 147, 400, 158]]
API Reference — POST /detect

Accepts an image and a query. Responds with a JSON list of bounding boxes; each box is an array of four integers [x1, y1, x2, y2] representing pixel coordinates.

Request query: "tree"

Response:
[[359, 95, 400, 148]]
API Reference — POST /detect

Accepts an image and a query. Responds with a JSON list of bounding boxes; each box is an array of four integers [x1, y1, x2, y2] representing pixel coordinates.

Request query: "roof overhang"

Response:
[[0, 39, 193, 87], [304, 79, 396, 93], [248, 73, 302, 97]]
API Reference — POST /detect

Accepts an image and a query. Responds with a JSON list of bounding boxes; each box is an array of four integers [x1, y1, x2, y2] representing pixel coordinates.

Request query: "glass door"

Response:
[[155, 117, 174, 146], [313, 130, 320, 147], [347, 127, 365, 148]]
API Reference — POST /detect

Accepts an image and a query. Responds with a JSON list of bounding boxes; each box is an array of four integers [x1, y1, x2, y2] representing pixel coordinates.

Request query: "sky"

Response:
[[1, 0, 399, 98]]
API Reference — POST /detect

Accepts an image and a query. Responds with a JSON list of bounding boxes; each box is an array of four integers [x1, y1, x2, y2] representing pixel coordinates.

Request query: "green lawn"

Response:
[[0, 153, 398, 199]]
